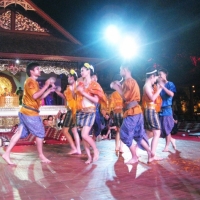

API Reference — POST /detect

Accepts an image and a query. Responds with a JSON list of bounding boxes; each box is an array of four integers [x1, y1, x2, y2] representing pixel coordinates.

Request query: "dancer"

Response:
[[158, 68, 176, 152], [142, 67, 163, 162], [109, 91, 124, 153], [2, 62, 55, 164], [110, 63, 153, 164], [76, 63, 107, 164], [55, 69, 81, 154], [91, 74, 103, 141]]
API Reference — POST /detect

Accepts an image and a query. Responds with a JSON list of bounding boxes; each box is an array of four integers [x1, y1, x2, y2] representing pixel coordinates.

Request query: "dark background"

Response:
[[30, 0, 200, 117], [30, 0, 200, 85]]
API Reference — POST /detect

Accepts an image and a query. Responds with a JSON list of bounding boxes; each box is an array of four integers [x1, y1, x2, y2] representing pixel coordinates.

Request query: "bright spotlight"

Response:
[[15, 59, 20, 64], [119, 36, 138, 59], [105, 25, 120, 44]]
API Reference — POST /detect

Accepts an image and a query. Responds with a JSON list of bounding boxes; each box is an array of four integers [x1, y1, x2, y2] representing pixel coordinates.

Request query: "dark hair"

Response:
[[158, 68, 168, 75], [82, 63, 94, 76], [26, 62, 40, 77], [68, 74, 77, 81], [47, 115, 53, 120], [146, 67, 157, 78], [43, 119, 48, 122], [83, 66, 94, 76]]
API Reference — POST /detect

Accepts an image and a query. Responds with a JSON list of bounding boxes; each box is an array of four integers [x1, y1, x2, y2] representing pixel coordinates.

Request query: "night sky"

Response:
[[30, 0, 200, 86], [31, 0, 200, 55]]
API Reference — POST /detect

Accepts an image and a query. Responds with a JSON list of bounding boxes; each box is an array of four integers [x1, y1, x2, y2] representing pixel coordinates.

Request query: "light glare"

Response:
[[105, 25, 120, 44], [119, 36, 138, 59]]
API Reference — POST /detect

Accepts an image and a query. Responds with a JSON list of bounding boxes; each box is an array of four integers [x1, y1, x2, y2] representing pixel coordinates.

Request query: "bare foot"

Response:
[[162, 148, 169, 152], [39, 155, 51, 163], [148, 155, 163, 163], [171, 138, 176, 150], [147, 150, 155, 163], [119, 149, 124, 153], [2, 154, 15, 165], [93, 149, 99, 162], [76, 151, 82, 155], [67, 149, 78, 155], [153, 156, 163, 161], [125, 157, 138, 164], [85, 158, 92, 164]]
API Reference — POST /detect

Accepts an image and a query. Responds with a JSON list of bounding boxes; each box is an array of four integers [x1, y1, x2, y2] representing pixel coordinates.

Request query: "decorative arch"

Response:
[[0, 0, 35, 11]]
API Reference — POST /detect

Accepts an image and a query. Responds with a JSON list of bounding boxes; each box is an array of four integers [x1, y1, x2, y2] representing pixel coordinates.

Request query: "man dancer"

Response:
[[111, 63, 153, 164], [109, 91, 124, 153], [76, 63, 107, 164], [55, 69, 81, 155], [158, 68, 176, 152], [2, 62, 55, 164], [142, 67, 163, 162]]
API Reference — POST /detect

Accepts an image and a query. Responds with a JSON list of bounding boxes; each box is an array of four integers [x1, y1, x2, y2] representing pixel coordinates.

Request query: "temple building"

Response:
[[0, 0, 112, 129]]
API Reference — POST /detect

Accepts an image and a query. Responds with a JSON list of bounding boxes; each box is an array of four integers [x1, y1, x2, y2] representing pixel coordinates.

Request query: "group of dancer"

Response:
[[110, 64, 176, 163], [2, 62, 107, 164], [2, 61, 176, 165]]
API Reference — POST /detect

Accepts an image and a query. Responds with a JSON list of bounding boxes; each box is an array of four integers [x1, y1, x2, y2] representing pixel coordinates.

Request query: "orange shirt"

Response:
[[63, 83, 77, 120], [153, 84, 162, 112], [122, 78, 142, 118], [20, 77, 41, 116], [142, 84, 162, 112], [76, 81, 107, 111], [109, 91, 123, 113]]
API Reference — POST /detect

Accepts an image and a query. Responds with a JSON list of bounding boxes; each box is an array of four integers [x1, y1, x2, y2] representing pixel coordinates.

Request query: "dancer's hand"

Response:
[[110, 81, 121, 90], [76, 85, 84, 94]]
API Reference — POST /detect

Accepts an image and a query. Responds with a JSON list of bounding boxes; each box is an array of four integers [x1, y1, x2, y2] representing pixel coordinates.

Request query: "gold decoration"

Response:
[[70, 69, 77, 77], [0, 77, 12, 95], [0, 0, 35, 11], [84, 63, 94, 72], [15, 12, 48, 32], [0, 64, 71, 75], [0, 96, 19, 107], [84, 63, 91, 69], [0, 10, 11, 30]]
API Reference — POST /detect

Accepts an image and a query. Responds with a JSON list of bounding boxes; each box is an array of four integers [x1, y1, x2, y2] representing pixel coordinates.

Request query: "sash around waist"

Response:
[[22, 103, 40, 113], [113, 108, 123, 113], [161, 106, 171, 109], [123, 100, 138, 112], [144, 103, 156, 109], [77, 107, 96, 113]]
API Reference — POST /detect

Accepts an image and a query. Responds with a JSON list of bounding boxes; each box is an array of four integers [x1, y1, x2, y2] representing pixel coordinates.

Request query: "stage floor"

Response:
[[0, 138, 200, 200]]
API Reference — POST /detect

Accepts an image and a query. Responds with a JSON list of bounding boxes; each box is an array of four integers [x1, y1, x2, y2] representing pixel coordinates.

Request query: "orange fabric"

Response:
[[142, 84, 162, 112], [20, 77, 41, 116], [109, 91, 123, 113], [101, 93, 109, 115], [153, 84, 162, 112], [76, 81, 107, 110], [64, 84, 77, 121], [122, 78, 142, 118]]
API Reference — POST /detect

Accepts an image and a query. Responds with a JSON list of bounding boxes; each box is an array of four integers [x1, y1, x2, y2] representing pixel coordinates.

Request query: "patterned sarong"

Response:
[[144, 108, 161, 130], [63, 109, 75, 128], [76, 111, 96, 127], [19, 112, 45, 139], [113, 112, 123, 127]]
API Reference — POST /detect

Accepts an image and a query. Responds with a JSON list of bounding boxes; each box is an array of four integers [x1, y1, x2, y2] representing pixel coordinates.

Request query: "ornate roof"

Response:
[[0, 0, 104, 63]]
